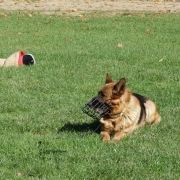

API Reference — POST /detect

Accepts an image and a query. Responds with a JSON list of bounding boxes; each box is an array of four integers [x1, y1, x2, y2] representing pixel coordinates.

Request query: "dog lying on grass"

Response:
[[95, 74, 161, 142]]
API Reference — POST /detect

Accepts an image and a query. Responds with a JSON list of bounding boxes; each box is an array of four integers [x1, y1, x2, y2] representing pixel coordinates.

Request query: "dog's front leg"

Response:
[[100, 118, 111, 142], [100, 131, 110, 142], [112, 131, 129, 142]]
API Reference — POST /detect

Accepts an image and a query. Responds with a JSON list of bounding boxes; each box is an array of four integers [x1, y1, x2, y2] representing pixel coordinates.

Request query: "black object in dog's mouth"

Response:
[[82, 96, 111, 120]]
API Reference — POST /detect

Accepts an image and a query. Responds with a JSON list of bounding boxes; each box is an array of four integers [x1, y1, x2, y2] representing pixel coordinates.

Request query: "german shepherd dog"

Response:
[[96, 74, 161, 142]]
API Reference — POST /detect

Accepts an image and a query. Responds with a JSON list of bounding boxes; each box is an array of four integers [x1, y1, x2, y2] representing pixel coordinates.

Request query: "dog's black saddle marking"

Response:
[[133, 93, 148, 124]]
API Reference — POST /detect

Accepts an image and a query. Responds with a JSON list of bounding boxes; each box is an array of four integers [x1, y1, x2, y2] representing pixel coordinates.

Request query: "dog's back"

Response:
[[132, 93, 161, 127]]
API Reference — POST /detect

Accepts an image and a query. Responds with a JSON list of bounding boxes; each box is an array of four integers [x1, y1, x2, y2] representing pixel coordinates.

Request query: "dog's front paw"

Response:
[[112, 132, 127, 142], [100, 131, 110, 142], [112, 137, 121, 142], [103, 138, 110, 143]]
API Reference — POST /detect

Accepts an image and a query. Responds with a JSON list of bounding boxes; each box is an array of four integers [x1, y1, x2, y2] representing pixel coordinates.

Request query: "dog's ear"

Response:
[[113, 78, 126, 96], [105, 73, 113, 84]]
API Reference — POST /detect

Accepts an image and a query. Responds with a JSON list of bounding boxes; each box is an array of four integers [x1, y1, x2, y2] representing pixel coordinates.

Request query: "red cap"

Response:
[[18, 51, 25, 66]]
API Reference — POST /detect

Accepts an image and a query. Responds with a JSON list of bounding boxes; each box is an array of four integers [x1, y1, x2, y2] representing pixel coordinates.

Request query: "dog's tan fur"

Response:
[[98, 74, 161, 142]]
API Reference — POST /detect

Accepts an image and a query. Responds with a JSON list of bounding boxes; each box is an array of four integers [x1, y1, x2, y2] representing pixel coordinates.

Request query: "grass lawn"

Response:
[[0, 10, 179, 179]]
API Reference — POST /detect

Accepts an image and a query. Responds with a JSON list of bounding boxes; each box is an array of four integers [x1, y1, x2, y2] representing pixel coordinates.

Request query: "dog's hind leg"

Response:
[[144, 101, 161, 125]]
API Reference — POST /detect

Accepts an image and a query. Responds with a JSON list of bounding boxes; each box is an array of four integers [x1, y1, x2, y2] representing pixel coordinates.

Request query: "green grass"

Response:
[[0, 11, 180, 179]]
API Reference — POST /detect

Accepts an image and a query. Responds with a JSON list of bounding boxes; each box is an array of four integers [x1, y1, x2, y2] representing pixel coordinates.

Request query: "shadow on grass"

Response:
[[39, 149, 66, 156], [38, 141, 67, 159], [58, 120, 101, 134]]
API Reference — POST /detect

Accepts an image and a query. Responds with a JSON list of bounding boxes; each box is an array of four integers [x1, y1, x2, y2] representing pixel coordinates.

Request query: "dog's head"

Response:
[[98, 73, 126, 102], [82, 73, 127, 119], [96, 73, 129, 117]]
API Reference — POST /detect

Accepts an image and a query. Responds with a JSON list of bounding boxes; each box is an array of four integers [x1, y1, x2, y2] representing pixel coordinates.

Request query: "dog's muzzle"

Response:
[[82, 96, 111, 120]]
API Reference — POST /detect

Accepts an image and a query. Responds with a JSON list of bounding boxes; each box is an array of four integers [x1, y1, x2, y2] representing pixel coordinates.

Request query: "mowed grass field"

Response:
[[0, 10, 179, 179]]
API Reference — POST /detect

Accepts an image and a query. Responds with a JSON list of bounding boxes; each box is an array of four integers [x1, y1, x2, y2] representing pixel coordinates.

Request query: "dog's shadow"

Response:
[[58, 120, 100, 134], [37, 121, 100, 158]]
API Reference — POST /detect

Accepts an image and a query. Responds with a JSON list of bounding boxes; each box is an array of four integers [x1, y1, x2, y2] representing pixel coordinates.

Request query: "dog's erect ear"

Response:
[[105, 73, 113, 84], [113, 78, 126, 96]]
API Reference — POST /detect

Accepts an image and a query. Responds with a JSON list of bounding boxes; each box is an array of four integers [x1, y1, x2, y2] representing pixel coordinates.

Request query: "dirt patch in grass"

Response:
[[0, 0, 180, 15]]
